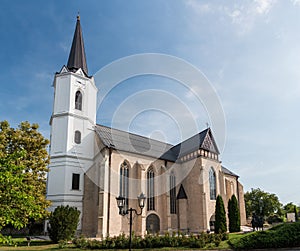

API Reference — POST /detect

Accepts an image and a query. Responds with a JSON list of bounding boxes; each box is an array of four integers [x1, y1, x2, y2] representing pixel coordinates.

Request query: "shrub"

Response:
[[58, 240, 68, 249], [73, 231, 231, 249], [215, 195, 227, 234], [213, 233, 222, 246], [73, 235, 88, 248], [229, 222, 300, 249], [48, 205, 80, 243], [267, 214, 283, 224], [0, 234, 15, 246], [228, 195, 241, 232], [189, 235, 205, 248]]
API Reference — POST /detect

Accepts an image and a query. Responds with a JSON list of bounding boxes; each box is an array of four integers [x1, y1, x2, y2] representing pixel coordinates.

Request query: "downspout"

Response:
[[107, 148, 112, 235]]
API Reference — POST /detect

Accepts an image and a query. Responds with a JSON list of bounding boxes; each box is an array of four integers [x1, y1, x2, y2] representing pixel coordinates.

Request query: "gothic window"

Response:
[[72, 173, 80, 190], [119, 161, 129, 210], [75, 90, 82, 110], [169, 172, 176, 214], [209, 167, 216, 200], [74, 130, 81, 144], [147, 167, 155, 211]]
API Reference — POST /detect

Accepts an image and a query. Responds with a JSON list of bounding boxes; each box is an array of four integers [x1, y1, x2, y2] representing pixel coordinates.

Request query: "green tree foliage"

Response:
[[215, 195, 227, 234], [48, 205, 80, 243], [244, 188, 282, 218], [284, 202, 296, 213], [294, 206, 298, 222], [228, 194, 240, 233], [282, 202, 299, 222], [0, 120, 50, 229]]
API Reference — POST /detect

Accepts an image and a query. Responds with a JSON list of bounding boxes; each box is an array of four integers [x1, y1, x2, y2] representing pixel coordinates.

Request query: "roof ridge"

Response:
[[95, 124, 174, 147]]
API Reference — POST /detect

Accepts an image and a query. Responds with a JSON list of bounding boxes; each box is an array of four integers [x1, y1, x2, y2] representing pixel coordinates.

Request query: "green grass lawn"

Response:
[[0, 241, 81, 251]]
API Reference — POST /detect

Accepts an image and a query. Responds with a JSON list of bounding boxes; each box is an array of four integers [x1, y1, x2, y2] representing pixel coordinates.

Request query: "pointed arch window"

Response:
[[147, 167, 155, 211], [119, 161, 129, 210], [169, 172, 176, 214], [75, 90, 82, 110], [209, 167, 216, 200]]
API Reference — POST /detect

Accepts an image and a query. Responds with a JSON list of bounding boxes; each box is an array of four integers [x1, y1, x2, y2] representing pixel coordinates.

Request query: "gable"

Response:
[[201, 130, 219, 154], [75, 68, 85, 76], [168, 128, 220, 159], [59, 65, 69, 74]]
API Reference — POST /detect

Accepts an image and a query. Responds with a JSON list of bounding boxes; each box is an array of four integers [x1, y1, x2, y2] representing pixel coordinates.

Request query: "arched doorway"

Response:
[[146, 214, 160, 234], [209, 214, 215, 231]]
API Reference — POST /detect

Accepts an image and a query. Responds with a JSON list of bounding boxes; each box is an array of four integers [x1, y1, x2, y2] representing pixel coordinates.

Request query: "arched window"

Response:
[[74, 130, 81, 144], [209, 167, 216, 200], [169, 172, 176, 214], [147, 167, 155, 211], [119, 161, 129, 210], [75, 90, 82, 110]]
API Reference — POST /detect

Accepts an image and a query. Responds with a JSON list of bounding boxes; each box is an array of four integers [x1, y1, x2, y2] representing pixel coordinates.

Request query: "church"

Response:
[[46, 16, 246, 237]]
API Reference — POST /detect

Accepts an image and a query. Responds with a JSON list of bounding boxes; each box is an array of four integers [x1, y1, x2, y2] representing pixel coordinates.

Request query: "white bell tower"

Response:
[[47, 16, 97, 230]]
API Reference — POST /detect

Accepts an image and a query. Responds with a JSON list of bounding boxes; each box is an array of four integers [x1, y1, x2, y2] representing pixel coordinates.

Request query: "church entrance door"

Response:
[[146, 214, 160, 234]]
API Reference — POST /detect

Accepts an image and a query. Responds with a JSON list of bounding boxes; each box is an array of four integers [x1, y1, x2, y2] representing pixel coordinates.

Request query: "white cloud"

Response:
[[59, 42, 69, 52], [185, 0, 212, 14], [226, 1, 276, 34], [34, 72, 52, 81], [291, 0, 300, 6], [254, 0, 275, 15], [184, 1, 277, 36]]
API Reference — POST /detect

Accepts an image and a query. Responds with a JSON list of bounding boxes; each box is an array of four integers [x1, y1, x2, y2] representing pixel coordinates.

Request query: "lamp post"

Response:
[[116, 193, 146, 251]]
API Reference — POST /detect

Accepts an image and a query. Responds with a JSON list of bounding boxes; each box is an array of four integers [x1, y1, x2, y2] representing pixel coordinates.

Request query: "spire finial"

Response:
[[77, 12, 80, 21]]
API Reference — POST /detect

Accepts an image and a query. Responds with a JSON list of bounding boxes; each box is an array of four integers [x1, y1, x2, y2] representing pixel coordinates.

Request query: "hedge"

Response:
[[73, 232, 229, 249], [229, 222, 300, 249]]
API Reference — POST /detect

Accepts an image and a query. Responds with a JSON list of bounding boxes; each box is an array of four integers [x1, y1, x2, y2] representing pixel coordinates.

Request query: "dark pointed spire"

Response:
[[67, 15, 88, 76]]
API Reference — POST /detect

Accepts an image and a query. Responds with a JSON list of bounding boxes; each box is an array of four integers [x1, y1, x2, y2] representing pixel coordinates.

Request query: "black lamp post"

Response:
[[116, 193, 146, 251]]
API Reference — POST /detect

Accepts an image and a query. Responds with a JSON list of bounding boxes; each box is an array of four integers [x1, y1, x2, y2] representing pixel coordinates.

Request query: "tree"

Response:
[[283, 202, 298, 214], [228, 194, 240, 233], [0, 120, 50, 229], [294, 206, 298, 222], [215, 195, 227, 233], [244, 188, 282, 219], [48, 205, 80, 243], [282, 202, 299, 222]]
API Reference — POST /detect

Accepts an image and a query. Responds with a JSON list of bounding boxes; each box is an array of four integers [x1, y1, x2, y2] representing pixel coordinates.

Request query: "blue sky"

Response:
[[1, 0, 300, 205]]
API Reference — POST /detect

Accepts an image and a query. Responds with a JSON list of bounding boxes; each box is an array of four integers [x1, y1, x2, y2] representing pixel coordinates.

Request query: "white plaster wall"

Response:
[[47, 71, 98, 232]]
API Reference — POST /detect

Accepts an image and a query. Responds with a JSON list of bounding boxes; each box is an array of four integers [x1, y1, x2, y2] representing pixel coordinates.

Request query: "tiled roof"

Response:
[[95, 125, 219, 161], [95, 125, 239, 176], [222, 166, 239, 177], [95, 125, 174, 161]]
